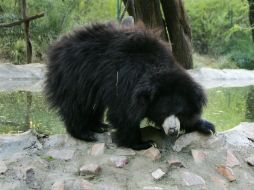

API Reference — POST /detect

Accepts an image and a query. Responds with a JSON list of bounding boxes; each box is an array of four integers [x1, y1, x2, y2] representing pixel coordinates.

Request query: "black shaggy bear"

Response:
[[45, 22, 215, 150]]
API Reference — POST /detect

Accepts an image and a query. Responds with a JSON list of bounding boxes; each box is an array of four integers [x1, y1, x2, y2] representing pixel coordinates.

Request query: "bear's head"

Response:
[[131, 67, 207, 133]]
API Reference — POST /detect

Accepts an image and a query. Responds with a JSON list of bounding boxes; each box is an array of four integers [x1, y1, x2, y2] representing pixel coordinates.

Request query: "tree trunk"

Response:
[[248, 0, 254, 41], [21, 0, 32, 64], [122, 0, 168, 41], [160, 0, 193, 69]]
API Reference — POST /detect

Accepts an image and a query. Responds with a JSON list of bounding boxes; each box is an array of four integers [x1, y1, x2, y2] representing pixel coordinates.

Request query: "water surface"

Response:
[[0, 86, 253, 134]]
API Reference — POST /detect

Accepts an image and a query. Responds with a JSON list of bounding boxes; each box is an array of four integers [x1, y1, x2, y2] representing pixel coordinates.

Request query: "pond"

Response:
[[0, 86, 254, 134]]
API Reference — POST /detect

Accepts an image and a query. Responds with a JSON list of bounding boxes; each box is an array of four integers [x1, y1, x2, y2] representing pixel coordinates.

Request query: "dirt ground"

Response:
[[0, 123, 254, 190]]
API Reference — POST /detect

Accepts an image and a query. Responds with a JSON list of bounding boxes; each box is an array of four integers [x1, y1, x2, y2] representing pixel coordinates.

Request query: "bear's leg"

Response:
[[89, 106, 110, 133], [107, 110, 153, 150], [60, 108, 96, 141], [186, 119, 215, 135], [114, 122, 153, 150]]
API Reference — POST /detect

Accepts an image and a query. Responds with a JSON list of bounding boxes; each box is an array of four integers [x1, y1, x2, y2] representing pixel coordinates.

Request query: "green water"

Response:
[[0, 86, 254, 134], [204, 86, 254, 131]]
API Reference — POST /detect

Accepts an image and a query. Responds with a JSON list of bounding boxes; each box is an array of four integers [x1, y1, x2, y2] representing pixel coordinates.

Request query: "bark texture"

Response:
[[122, 0, 193, 69], [123, 0, 168, 41], [160, 0, 193, 69]]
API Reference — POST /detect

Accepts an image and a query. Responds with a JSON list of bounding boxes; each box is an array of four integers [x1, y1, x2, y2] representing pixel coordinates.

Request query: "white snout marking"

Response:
[[162, 115, 180, 135]]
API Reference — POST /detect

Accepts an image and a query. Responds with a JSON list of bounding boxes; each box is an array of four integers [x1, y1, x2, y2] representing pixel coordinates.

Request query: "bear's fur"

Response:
[[45, 23, 215, 150]]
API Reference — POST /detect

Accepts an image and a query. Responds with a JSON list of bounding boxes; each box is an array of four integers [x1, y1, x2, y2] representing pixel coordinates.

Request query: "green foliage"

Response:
[[0, 0, 116, 63], [1, 0, 253, 69], [227, 38, 254, 69], [185, 0, 249, 54], [185, 0, 254, 69], [11, 39, 25, 64]]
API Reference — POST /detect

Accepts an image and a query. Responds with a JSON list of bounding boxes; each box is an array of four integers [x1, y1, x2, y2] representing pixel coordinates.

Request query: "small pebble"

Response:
[[151, 168, 165, 180], [143, 147, 161, 161], [90, 143, 105, 156], [226, 150, 240, 167], [110, 156, 128, 168], [191, 149, 207, 164], [80, 164, 101, 175], [46, 149, 75, 161], [168, 160, 184, 168], [216, 165, 236, 182], [181, 171, 206, 186]]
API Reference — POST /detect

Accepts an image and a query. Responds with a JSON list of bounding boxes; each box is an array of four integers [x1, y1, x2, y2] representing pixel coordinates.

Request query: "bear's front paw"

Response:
[[195, 119, 216, 135]]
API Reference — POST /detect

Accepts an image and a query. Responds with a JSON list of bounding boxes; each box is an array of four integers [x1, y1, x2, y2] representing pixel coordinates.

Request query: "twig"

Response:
[[0, 12, 44, 27]]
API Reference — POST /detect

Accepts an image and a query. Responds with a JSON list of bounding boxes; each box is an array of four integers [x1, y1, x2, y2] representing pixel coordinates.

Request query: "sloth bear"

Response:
[[45, 22, 215, 150]]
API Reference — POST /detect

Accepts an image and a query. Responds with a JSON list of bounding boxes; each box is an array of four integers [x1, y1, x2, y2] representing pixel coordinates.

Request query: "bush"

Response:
[[185, 0, 250, 54], [185, 0, 254, 69], [0, 0, 116, 63], [229, 42, 254, 69], [11, 39, 26, 65]]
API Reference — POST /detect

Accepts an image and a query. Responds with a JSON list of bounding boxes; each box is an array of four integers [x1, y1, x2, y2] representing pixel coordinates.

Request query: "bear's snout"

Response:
[[162, 115, 180, 136]]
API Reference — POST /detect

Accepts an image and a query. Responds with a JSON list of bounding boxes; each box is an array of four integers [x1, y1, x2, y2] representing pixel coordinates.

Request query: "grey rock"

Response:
[[224, 123, 254, 142], [0, 160, 7, 174], [220, 128, 254, 148], [151, 168, 166, 180], [143, 147, 161, 160], [43, 134, 80, 148], [217, 122, 254, 149], [191, 149, 207, 164], [172, 132, 220, 152], [0, 130, 41, 159], [210, 176, 228, 190], [24, 167, 40, 189], [226, 150, 240, 167], [245, 155, 254, 166], [46, 149, 75, 160], [63, 179, 93, 190], [110, 156, 128, 168], [51, 180, 65, 190], [90, 143, 105, 156], [181, 171, 206, 186], [80, 164, 102, 175], [168, 159, 184, 168]]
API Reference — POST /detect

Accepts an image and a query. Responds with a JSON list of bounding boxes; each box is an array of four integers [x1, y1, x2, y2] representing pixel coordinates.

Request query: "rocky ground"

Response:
[[0, 123, 253, 190]]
